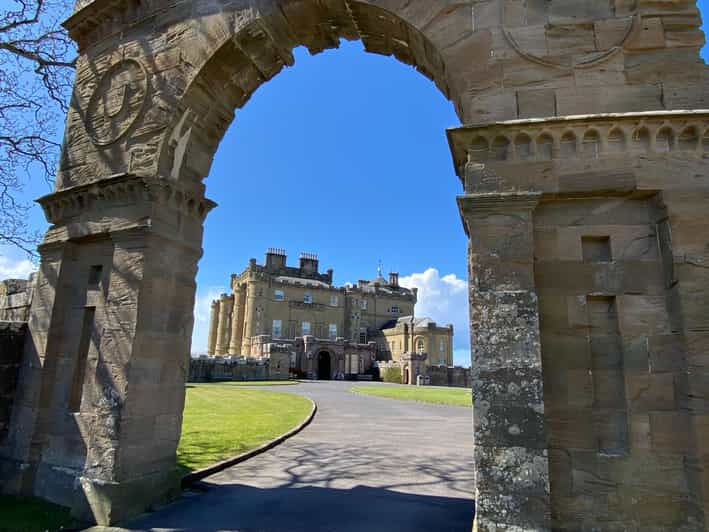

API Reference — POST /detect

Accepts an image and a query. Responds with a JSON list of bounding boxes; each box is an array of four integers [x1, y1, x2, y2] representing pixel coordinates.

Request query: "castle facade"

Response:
[[207, 249, 453, 378]]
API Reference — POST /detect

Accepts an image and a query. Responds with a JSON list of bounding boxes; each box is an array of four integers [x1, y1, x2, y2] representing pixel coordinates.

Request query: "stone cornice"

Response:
[[64, 0, 166, 47], [457, 191, 542, 237], [447, 110, 709, 179], [457, 191, 542, 212], [37, 173, 217, 225]]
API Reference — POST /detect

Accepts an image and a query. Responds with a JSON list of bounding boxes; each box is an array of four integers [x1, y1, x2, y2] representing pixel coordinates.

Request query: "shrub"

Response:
[[364, 365, 381, 381], [381, 367, 402, 384]]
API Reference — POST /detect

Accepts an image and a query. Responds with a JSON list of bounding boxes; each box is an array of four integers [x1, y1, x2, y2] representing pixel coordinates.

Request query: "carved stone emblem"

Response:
[[85, 59, 148, 146], [501, 1, 638, 70]]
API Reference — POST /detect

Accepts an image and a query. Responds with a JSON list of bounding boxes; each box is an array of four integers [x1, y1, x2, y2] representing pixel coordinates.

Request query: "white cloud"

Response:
[[191, 285, 227, 355], [0, 255, 36, 279], [400, 268, 470, 367]]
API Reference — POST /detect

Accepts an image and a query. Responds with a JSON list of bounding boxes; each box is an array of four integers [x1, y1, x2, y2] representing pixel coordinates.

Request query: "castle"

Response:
[[206, 249, 453, 380]]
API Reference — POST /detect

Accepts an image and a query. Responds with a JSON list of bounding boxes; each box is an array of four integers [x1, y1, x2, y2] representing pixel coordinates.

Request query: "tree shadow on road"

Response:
[[125, 440, 475, 531], [130, 483, 474, 532]]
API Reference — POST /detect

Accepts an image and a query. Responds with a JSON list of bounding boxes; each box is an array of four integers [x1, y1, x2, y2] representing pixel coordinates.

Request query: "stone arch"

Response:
[[582, 129, 601, 159], [514, 133, 533, 160], [536, 132, 554, 161], [560, 130, 577, 158], [468, 135, 489, 162], [414, 336, 427, 354], [632, 126, 651, 152], [490, 135, 511, 161], [679, 126, 699, 151], [607, 127, 627, 153], [656, 126, 675, 153], [153, 2, 458, 188]]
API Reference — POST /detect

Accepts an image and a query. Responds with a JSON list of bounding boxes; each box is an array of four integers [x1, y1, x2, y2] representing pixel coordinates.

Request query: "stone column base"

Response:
[[73, 468, 182, 525], [0, 456, 34, 495]]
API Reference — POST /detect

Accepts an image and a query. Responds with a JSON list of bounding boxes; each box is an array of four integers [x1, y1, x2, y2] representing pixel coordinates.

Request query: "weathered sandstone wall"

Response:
[[0, 322, 26, 445]]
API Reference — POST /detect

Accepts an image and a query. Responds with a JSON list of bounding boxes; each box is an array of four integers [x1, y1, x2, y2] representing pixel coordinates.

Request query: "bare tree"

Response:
[[0, 0, 74, 254]]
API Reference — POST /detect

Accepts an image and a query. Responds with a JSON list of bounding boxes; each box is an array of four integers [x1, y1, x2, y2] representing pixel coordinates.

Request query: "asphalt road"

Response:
[[111, 381, 474, 532]]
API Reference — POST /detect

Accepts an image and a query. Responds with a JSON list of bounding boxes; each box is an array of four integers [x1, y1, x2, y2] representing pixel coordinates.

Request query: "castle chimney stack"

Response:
[[265, 248, 287, 270], [299, 252, 319, 275], [389, 272, 399, 287]]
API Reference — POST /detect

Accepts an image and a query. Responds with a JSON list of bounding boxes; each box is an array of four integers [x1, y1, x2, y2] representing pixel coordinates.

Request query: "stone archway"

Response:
[[1, 1, 708, 530]]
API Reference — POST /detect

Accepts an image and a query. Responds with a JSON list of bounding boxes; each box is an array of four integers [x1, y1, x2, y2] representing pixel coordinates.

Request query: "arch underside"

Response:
[[157, 1, 454, 188]]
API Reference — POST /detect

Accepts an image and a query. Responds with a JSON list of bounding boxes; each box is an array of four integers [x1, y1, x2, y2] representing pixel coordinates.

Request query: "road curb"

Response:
[[181, 398, 317, 487]]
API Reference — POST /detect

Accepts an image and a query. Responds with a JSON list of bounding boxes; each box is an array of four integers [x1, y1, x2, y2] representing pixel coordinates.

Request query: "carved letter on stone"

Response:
[[84, 59, 148, 147]]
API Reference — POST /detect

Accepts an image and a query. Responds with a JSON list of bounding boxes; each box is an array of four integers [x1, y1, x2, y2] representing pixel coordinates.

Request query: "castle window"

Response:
[[440, 339, 445, 353], [360, 299, 368, 310], [303, 293, 312, 304], [274, 290, 284, 301], [272, 320, 282, 338], [390, 306, 401, 314], [329, 324, 337, 340], [330, 295, 338, 307], [360, 330, 367, 344], [416, 339, 425, 354], [302, 321, 311, 335]]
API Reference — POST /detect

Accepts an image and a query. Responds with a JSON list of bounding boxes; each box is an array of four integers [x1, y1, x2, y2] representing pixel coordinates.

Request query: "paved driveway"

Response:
[[121, 381, 474, 532]]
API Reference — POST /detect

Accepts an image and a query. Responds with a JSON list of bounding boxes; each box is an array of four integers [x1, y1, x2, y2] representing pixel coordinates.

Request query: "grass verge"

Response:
[[177, 384, 312, 473], [0, 495, 76, 532], [351, 385, 472, 407], [212, 380, 298, 386]]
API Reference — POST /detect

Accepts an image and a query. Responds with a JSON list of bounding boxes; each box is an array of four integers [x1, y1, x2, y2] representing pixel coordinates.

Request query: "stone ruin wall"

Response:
[[0, 278, 33, 450], [0, 277, 34, 322], [0, 323, 26, 447], [427, 365, 472, 389], [188, 354, 290, 382]]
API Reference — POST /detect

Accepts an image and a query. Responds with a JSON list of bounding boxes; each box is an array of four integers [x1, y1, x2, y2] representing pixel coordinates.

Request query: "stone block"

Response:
[[540, 332, 591, 370], [517, 89, 556, 119], [650, 411, 691, 453], [535, 262, 594, 294], [647, 334, 686, 373], [548, 408, 596, 450], [73, 468, 181, 525], [473, 445, 550, 530], [617, 295, 672, 338], [627, 18, 666, 50], [628, 413, 652, 450], [626, 372, 677, 412]]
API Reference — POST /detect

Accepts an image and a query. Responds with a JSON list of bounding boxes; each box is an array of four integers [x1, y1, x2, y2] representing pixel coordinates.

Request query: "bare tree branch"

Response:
[[0, 0, 75, 256]]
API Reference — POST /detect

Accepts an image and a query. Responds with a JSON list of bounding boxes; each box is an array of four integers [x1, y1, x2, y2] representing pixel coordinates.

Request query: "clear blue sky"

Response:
[[2, 3, 709, 366]]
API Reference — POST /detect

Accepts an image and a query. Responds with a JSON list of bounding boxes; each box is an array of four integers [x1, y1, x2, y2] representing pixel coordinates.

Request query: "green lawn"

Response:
[[0, 495, 76, 532], [351, 385, 472, 407], [214, 380, 297, 386], [177, 384, 312, 473], [2, 385, 312, 530]]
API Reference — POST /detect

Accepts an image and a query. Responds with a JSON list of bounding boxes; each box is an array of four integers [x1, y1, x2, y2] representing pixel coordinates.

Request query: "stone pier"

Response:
[[459, 192, 550, 531]]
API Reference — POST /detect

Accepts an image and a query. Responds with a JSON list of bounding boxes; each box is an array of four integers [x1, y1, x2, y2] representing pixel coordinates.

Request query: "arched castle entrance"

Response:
[[317, 351, 332, 381], [1, 1, 709, 530]]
